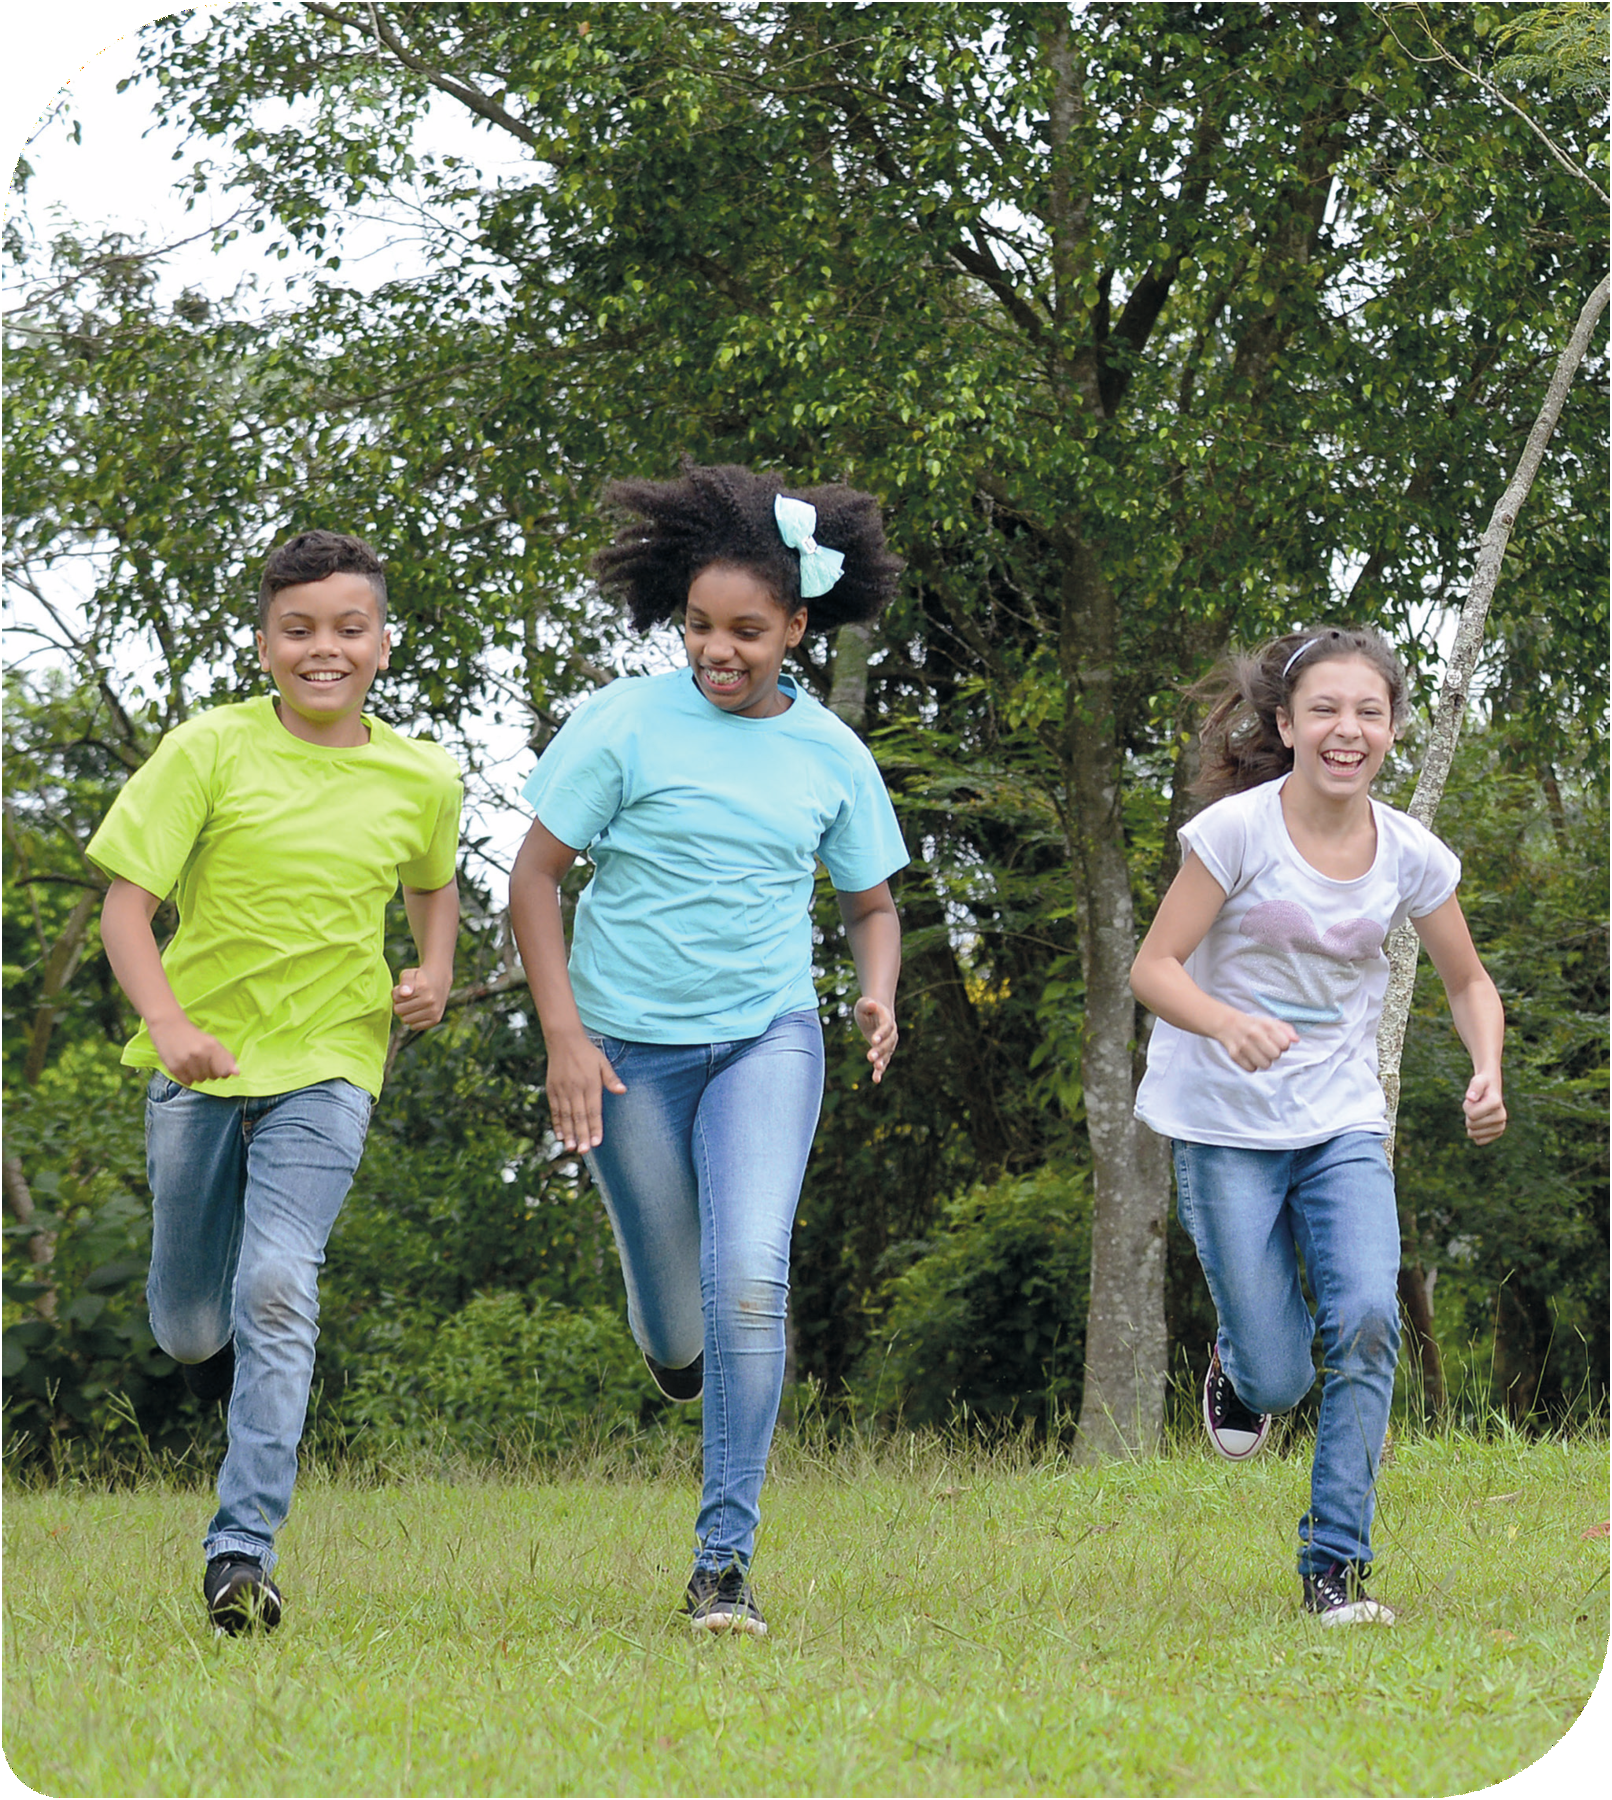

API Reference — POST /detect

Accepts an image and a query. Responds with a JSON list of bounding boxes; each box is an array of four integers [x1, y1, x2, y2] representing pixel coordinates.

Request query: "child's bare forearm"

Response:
[[394, 878, 460, 1029], [101, 879, 187, 1031], [1130, 953, 1298, 1073], [402, 879, 459, 988], [840, 892, 900, 1011], [1130, 954, 1238, 1040], [508, 837, 589, 1050], [100, 877, 239, 1080], [1447, 971, 1505, 1078]]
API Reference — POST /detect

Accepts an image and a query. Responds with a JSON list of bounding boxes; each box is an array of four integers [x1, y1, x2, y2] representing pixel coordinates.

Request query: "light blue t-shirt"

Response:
[[521, 668, 909, 1043]]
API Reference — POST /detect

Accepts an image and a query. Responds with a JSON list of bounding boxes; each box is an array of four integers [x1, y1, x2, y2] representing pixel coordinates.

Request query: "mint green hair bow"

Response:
[[773, 494, 845, 599]]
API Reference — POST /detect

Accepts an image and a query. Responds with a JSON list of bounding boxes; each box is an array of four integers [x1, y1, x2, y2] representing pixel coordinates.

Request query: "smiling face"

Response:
[[255, 571, 391, 746], [1277, 654, 1396, 801], [683, 563, 808, 719]]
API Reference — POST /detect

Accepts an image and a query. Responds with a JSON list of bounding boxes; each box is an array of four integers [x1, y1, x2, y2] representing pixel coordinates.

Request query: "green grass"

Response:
[[4, 1428, 1607, 1796]]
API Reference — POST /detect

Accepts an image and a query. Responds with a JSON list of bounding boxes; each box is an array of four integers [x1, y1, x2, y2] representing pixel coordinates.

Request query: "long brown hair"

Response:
[[1192, 626, 1408, 801]]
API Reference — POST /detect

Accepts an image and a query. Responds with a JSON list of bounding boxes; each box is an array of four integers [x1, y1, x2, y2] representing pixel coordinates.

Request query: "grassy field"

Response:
[[3, 1427, 1607, 1797]]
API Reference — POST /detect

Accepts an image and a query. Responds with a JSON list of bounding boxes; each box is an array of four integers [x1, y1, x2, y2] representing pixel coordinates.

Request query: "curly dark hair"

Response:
[[1193, 625, 1409, 800], [259, 529, 387, 627], [592, 462, 903, 634]]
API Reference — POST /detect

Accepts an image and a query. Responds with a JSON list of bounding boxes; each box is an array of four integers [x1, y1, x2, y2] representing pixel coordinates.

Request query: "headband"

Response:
[[773, 494, 844, 599], [1282, 637, 1320, 679]]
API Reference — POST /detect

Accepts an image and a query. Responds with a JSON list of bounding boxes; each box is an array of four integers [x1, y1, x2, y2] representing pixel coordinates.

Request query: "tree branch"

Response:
[[302, 3, 543, 151], [1376, 269, 1611, 1145]]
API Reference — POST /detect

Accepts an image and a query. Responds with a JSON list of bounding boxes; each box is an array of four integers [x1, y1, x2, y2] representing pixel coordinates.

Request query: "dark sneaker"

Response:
[[1303, 1562, 1395, 1627], [645, 1350, 703, 1403], [685, 1566, 766, 1636], [182, 1339, 235, 1404], [1202, 1344, 1270, 1461], [204, 1555, 283, 1635]]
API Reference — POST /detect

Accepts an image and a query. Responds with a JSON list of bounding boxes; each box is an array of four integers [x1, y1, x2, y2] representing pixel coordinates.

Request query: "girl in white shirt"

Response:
[[1131, 626, 1506, 1625]]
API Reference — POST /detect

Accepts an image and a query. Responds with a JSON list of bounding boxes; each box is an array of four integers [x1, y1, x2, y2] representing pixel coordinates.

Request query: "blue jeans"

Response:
[[584, 1009, 824, 1575], [1172, 1132, 1402, 1574], [145, 1074, 372, 1571]]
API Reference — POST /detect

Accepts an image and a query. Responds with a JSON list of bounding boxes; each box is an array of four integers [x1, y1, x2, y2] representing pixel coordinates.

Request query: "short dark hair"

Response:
[[259, 530, 388, 628], [592, 461, 902, 634], [1193, 625, 1409, 800]]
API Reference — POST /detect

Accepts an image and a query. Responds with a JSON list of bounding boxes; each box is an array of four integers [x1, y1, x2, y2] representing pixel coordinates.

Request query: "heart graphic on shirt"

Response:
[[1238, 900, 1386, 1029]]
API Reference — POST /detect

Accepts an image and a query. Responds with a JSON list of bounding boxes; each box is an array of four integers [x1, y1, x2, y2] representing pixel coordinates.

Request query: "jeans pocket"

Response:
[[332, 1079, 377, 1137], [147, 1072, 188, 1105]]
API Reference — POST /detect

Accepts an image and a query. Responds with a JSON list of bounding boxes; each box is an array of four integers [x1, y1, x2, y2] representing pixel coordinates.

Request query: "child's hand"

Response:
[[392, 967, 451, 1030], [149, 1018, 240, 1086], [546, 1034, 627, 1153], [854, 997, 899, 1084], [1463, 1070, 1507, 1145], [1215, 1010, 1299, 1073]]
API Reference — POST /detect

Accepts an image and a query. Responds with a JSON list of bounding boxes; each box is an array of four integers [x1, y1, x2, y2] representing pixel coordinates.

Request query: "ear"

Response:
[[378, 628, 392, 671], [1275, 706, 1294, 749], [255, 629, 269, 669], [784, 608, 809, 649]]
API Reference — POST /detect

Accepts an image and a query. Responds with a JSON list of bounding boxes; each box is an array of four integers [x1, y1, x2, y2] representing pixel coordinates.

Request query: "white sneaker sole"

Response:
[[690, 1611, 768, 1637], [1315, 1599, 1396, 1627]]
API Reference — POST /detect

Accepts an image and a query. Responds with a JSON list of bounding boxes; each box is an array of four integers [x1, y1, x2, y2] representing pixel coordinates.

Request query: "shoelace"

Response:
[[1211, 1367, 1263, 1430], [1310, 1565, 1373, 1610]]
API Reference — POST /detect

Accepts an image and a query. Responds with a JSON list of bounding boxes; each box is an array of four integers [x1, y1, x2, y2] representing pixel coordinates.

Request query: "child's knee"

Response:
[[234, 1260, 318, 1336], [714, 1273, 788, 1334], [1239, 1358, 1316, 1415], [153, 1314, 232, 1365], [1333, 1294, 1401, 1371]]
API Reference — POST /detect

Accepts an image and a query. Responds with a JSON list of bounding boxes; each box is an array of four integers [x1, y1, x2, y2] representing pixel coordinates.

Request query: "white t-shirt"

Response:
[[1134, 776, 1461, 1149]]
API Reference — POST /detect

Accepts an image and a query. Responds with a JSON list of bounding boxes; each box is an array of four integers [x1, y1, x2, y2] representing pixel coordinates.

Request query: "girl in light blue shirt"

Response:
[[510, 463, 908, 1635]]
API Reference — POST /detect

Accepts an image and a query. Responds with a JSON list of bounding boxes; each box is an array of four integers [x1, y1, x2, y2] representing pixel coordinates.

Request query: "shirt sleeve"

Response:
[[84, 729, 213, 899], [817, 740, 910, 892], [519, 689, 627, 850], [398, 758, 463, 889], [1404, 825, 1462, 920], [1177, 791, 1251, 898]]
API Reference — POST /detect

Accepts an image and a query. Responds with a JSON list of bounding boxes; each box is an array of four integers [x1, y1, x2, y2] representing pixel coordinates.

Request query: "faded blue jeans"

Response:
[[1172, 1132, 1402, 1574], [145, 1074, 372, 1571], [584, 1009, 824, 1575]]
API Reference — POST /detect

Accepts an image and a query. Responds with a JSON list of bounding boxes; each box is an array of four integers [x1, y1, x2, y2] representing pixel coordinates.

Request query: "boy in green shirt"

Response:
[[89, 530, 462, 1633]]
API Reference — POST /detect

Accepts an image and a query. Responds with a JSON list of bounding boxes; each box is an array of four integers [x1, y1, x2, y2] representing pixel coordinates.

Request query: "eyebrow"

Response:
[[686, 608, 776, 627], [273, 608, 377, 624]]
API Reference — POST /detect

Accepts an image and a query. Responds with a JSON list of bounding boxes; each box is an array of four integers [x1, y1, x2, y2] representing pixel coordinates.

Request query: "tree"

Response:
[[1369, 0, 1609, 1417], [11, 2, 1607, 1453]]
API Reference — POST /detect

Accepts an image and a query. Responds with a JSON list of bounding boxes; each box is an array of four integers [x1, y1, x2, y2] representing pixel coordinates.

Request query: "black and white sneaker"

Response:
[[182, 1338, 235, 1404], [1202, 1344, 1271, 1461], [645, 1350, 703, 1403], [1303, 1562, 1395, 1626], [204, 1555, 283, 1635], [685, 1566, 766, 1636]]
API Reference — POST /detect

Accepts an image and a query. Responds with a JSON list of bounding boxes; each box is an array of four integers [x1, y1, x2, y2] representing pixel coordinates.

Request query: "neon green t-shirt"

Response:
[[86, 696, 462, 1099]]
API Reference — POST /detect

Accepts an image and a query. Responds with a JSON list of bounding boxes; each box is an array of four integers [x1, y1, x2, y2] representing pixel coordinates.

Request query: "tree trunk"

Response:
[[1376, 271, 1608, 1122], [3, 1150, 57, 1318], [827, 622, 873, 732], [22, 888, 101, 1087], [1397, 1263, 1445, 1422], [1062, 534, 1169, 1459], [1374, 272, 1607, 1419]]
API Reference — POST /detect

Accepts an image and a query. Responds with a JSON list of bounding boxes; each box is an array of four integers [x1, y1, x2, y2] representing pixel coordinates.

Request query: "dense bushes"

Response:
[[337, 1290, 651, 1454], [857, 1164, 1092, 1431]]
